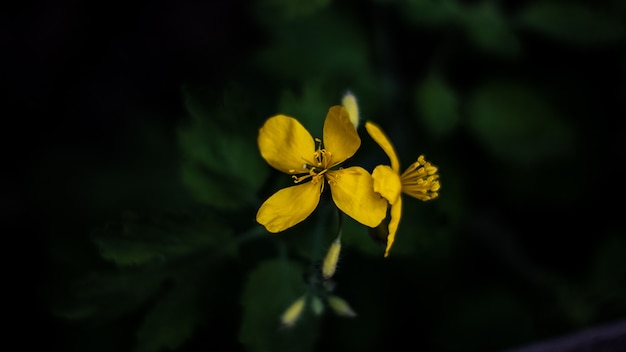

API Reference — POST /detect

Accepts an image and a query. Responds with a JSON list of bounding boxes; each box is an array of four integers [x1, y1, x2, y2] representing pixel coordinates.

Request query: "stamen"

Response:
[[291, 137, 334, 191], [324, 151, 332, 168], [325, 170, 339, 186], [400, 155, 440, 201], [292, 174, 313, 183]]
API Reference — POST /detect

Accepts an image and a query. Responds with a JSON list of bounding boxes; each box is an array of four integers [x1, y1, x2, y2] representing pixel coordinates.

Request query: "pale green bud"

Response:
[[310, 295, 325, 316], [322, 237, 341, 280], [327, 295, 357, 317], [280, 295, 306, 328], [342, 91, 360, 129]]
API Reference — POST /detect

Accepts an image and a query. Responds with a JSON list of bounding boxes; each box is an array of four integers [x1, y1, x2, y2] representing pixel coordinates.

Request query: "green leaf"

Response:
[[460, 2, 520, 57], [467, 80, 575, 164], [518, 2, 625, 47], [341, 215, 385, 257], [93, 211, 233, 267], [134, 281, 202, 352], [277, 79, 332, 139], [385, 200, 444, 257], [415, 74, 461, 138], [179, 84, 270, 210], [178, 120, 268, 210], [182, 83, 267, 133], [398, 0, 460, 27], [253, 7, 372, 81], [239, 259, 319, 352], [53, 268, 166, 321]]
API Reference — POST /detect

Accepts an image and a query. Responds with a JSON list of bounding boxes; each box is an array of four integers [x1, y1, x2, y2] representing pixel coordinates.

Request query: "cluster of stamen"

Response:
[[400, 155, 440, 201], [291, 138, 332, 189]]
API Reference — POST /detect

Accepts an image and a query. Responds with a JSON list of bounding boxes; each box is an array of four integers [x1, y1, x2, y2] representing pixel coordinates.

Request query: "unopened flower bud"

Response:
[[280, 295, 306, 328], [310, 295, 325, 316], [342, 91, 360, 129], [327, 295, 357, 317], [322, 237, 341, 280]]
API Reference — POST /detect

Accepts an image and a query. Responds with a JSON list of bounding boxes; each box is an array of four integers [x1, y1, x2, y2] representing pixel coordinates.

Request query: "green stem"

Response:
[[336, 207, 343, 240]]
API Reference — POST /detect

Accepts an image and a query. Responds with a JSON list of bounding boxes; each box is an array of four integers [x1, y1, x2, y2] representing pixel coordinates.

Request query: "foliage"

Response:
[[44, 0, 626, 351]]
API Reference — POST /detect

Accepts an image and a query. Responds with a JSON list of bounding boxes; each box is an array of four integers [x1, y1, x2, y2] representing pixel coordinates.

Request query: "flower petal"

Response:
[[323, 106, 360, 167], [256, 182, 321, 232], [365, 121, 400, 173], [384, 197, 402, 257], [258, 115, 315, 174], [327, 167, 387, 228], [372, 165, 402, 205]]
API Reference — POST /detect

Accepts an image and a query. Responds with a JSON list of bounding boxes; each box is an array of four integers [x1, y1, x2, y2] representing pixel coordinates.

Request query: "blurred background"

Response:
[[9, 0, 626, 351]]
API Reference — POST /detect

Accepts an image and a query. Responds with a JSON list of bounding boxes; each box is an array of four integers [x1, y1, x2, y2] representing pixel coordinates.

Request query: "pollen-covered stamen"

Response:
[[291, 162, 329, 184], [400, 155, 440, 201], [312, 138, 333, 169], [291, 137, 336, 187]]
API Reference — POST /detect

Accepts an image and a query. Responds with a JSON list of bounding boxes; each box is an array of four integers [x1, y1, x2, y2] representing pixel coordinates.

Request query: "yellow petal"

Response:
[[258, 115, 315, 174], [327, 167, 387, 228], [371, 165, 402, 205], [256, 182, 321, 232], [323, 106, 360, 168], [384, 197, 402, 257], [365, 121, 400, 173]]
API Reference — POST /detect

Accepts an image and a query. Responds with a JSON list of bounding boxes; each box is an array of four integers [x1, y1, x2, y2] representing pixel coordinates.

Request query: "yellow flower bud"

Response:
[[341, 91, 360, 129], [280, 295, 306, 328], [327, 295, 357, 317], [322, 237, 341, 280]]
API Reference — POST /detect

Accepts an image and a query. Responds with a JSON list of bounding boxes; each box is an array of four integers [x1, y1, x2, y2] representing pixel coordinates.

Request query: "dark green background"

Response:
[[11, 0, 626, 351]]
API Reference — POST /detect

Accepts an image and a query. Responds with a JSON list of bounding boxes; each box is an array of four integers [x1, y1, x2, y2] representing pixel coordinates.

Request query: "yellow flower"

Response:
[[256, 106, 388, 233], [365, 121, 440, 257]]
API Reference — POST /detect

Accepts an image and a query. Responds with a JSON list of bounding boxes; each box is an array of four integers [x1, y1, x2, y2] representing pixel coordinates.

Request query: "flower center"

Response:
[[291, 138, 333, 186], [400, 155, 440, 201]]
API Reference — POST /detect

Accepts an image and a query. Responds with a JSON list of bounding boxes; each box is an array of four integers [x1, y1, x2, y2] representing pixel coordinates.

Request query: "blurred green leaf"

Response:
[[239, 259, 319, 352], [54, 268, 166, 321], [398, 0, 460, 27], [518, 1, 625, 46], [178, 119, 268, 210], [415, 74, 461, 138], [342, 215, 385, 257], [253, 6, 372, 81], [277, 79, 331, 138], [179, 84, 271, 210], [385, 199, 447, 257], [183, 83, 268, 133], [467, 80, 575, 164], [134, 280, 202, 352], [277, 79, 383, 139], [430, 160, 465, 226], [460, 2, 520, 57], [93, 211, 233, 267]]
